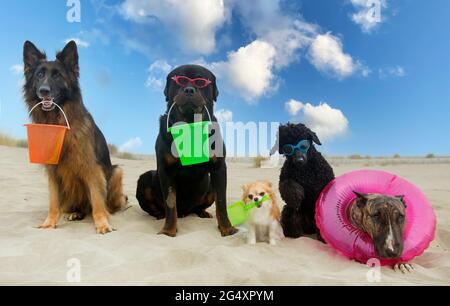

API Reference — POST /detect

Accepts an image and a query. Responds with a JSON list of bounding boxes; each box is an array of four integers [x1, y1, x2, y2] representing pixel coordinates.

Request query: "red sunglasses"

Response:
[[171, 75, 212, 89]]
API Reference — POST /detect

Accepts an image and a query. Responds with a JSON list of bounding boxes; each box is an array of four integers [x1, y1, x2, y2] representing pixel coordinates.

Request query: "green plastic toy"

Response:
[[227, 194, 270, 226], [169, 121, 211, 166]]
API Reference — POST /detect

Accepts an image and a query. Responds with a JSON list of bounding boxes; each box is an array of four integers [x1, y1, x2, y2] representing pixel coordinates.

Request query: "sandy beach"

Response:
[[0, 145, 448, 285]]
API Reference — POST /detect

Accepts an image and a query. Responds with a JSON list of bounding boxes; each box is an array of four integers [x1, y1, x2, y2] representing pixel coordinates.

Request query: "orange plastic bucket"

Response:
[[24, 102, 70, 165]]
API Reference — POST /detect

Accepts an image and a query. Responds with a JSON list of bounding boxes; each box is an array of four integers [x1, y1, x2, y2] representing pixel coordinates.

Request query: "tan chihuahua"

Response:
[[241, 181, 281, 245]]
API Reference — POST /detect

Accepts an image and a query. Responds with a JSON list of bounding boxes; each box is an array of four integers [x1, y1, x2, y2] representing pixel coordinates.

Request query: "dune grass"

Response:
[[0, 132, 28, 148], [253, 155, 269, 168], [0, 136, 139, 160], [108, 143, 139, 160], [348, 154, 363, 160]]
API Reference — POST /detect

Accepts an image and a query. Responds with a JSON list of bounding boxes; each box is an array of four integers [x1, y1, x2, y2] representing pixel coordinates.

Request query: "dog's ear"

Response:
[[354, 191, 369, 199], [354, 191, 369, 208], [395, 195, 407, 208], [164, 75, 172, 102], [309, 130, 322, 146], [57, 40, 79, 77], [263, 181, 273, 188], [23, 41, 46, 72], [241, 184, 250, 200]]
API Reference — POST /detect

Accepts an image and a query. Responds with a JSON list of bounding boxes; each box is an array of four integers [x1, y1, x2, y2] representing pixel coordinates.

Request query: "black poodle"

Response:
[[271, 123, 335, 239]]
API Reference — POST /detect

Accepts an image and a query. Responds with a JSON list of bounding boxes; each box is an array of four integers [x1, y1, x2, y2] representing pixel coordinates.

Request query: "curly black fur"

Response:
[[274, 123, 335, 238]]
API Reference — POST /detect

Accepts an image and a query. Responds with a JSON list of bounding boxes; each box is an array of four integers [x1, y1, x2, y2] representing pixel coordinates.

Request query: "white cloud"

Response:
[[149, 60, 172, 74], [145, 60, 173, 90], [120, 137, 143, 152], [232, 1, 317, 69], [286, 99, 349, 141], [204, 0, 319, 102], [308, 33, 359, 79], [119, 0, 228, 55], [379, 65, 405, 78], [10, 64, 23, 75], [215, 109, 233, 123], [212, 40, 277, 102], [64, 38, 90, 48], [350, 0, 388, 33], [285, 99, 304, 116], [361, 66, 372, 77], [121, 0, 366, 101], [214, 3, 364, 100], [78, 29, 111, 46]]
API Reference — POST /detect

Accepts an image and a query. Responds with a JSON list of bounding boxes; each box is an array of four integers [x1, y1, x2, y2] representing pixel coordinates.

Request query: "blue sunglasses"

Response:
[[281, 140, 311, 157]]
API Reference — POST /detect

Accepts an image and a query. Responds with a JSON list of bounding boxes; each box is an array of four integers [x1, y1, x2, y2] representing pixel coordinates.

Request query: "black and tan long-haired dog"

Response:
[[136, 65, 237, 237], [23, 40, 127, 234]]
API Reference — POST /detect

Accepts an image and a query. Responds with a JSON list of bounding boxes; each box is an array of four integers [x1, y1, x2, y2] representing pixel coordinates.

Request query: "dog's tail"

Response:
[[107, 166, 127, 214]]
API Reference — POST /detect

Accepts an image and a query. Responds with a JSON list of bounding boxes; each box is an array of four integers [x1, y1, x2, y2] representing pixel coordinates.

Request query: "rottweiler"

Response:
[[136, 65, 237, 237]]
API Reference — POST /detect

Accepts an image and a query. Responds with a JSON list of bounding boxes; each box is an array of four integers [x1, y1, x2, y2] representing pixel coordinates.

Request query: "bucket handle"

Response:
[[166, 103, 212, 132], [28, 101, 71, 130]]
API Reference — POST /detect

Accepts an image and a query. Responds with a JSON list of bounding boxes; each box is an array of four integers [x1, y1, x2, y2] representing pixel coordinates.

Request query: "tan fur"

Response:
[[158, 187, 178, 237], [268, 189, 280, 221], [241, 181, 281, 245], [31, 100, 126, 233], [39, 175, 60, 229], [241, 181, 280, 220], [23, 41, 126, 234], [107, 167, 126, 214], [164, 153, 178, 166]]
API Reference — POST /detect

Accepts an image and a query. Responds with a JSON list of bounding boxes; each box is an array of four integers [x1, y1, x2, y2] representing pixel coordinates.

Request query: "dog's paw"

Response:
[[38, 218, 58, 229], [95, 220, 114, 235], [67, 212, 85, 221], [219, 226, 238, 237], [158, 228, 178, 237], [270, 239, 277, 246], [394, 263, 414, 274], [38, 222, 58, 229]]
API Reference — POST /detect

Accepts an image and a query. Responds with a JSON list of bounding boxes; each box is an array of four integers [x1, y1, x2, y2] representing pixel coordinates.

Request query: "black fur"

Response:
[[274, 123, 335, 238], [136, 65, 237, 237]]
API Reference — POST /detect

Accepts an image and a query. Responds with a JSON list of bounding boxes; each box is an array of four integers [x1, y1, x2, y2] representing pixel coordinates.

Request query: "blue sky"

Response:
[[0, 0, 449, 156]]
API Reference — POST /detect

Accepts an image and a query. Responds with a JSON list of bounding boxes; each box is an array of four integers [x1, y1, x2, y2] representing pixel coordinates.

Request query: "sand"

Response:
[[0, 145, 449, 285]]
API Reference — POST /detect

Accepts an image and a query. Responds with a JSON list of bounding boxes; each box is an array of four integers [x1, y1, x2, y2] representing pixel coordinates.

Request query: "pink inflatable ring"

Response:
[[315, 169, 436, 265]]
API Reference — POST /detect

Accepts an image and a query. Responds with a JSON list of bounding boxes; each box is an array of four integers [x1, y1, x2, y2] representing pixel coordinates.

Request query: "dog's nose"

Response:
[[39, 85, 51, 97], [254, 197, 259, 202], [183, 86, 196, 95], [385, 248, 400, 258]]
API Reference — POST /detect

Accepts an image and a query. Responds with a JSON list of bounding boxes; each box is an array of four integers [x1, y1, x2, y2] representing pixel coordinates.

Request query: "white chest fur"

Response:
[[245, 200, 279, 245], [248, 201, 273, 226]]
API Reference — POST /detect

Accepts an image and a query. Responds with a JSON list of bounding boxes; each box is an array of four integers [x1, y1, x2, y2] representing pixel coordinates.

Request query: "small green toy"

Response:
[[227, 194, 270, 226]]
